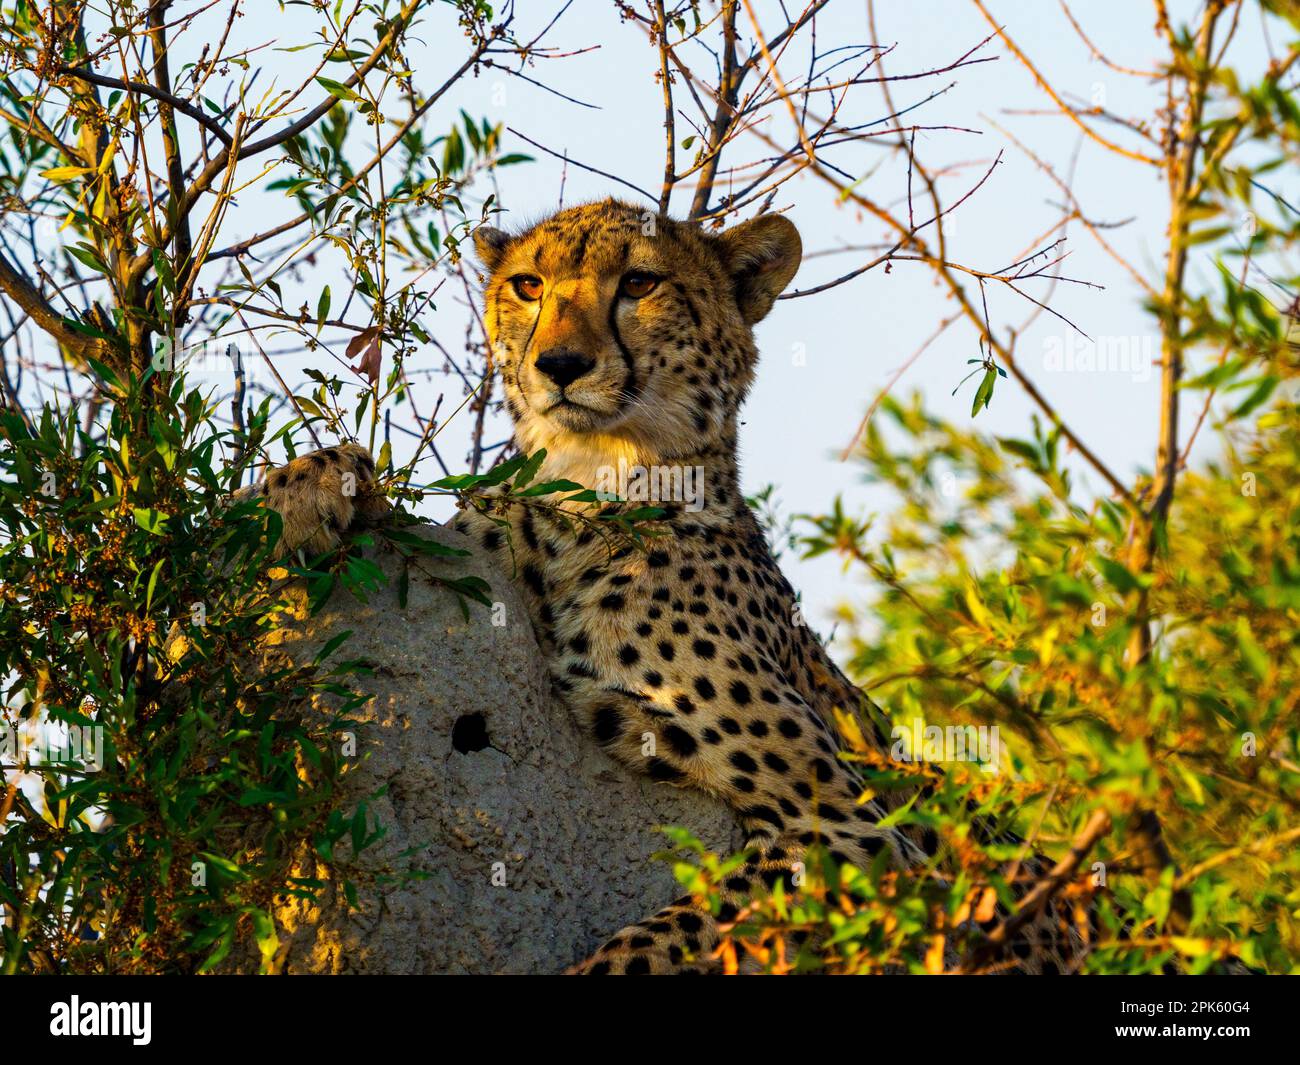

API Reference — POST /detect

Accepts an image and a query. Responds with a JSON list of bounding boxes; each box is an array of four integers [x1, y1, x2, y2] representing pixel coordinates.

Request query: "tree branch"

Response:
[[971, 0, 1161, 166], [653, 0, 676, 213], [0, 250, 105, 361], [57, 65, 233, 148], [147, 0, 196, 309]]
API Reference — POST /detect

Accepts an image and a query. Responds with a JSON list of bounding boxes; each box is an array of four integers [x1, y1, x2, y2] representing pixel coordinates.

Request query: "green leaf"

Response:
[[1095, 555, 1141, 594], [383, 528, 470, 556], [315, 77, 361, 103], [1185, 224, 1233, 246], [518, 478, 585, 497], [145, 558, 165, 610], [996, 437, 1040, 465], [511, 449, 545, 490], [314, 629, 354, 666], [251, 909, 279, 972], [67, 245, 108, 275], [1182, 358, 1244, 390], [1228, 376, 1278, 420], [971, 367, 996, 417], [439, 574, 493, 607], [132, 508, 170, 535], [152, 249, 176, 293], [1234, 617, 1270, 680], [197, 921, 236, 973]]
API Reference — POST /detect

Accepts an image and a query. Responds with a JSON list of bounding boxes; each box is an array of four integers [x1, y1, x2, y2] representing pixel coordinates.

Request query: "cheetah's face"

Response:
[[474, 200, 801, 461]]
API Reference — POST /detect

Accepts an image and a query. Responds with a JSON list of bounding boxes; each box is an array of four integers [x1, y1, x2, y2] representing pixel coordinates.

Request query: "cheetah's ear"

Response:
[[716, 214, 802, 324], [473, 226, 512, 272]]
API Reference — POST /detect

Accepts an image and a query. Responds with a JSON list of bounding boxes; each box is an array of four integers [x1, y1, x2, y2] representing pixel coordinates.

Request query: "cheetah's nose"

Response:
[[535, 348, 596, 389]]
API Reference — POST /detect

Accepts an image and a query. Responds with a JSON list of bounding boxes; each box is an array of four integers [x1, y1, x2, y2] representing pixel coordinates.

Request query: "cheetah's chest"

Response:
[[478, 502, 795, 685]]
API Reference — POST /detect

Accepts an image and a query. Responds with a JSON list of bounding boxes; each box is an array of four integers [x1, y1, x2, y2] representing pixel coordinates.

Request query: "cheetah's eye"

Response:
[[619, 272, 660, 299], [510, 275, 543, 301]]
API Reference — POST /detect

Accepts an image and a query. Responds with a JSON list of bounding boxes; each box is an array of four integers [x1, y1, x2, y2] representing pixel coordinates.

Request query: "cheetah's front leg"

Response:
[[566, 897, 723, 975], [565, 833, 833, 975], [560, 672, 913, 974], [234, 442, 388, 556]]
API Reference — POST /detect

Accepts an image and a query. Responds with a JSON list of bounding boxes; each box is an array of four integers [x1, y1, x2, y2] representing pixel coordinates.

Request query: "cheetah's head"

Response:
[[473, 199, 801, 470]]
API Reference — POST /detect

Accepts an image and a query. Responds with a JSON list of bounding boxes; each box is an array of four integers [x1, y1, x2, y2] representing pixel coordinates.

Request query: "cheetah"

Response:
[[250, 199, 1119, 974]]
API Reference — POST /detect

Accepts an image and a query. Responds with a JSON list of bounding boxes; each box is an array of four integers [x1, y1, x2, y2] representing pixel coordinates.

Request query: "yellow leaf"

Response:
[[924, 934, 946, 973], [97, 137, 119, 175], [833, 707, 868, 753], [92, 178, 109, 221], [1170, 936, 1211, 956], [1038, 623, 1059, 667], [1175, 760, 1206, 805], [964, 579, 991, 629], [40, 165, 94, 181]]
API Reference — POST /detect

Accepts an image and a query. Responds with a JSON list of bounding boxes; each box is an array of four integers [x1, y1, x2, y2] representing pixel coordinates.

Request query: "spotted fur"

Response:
[[232, 442, 388, 555]]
